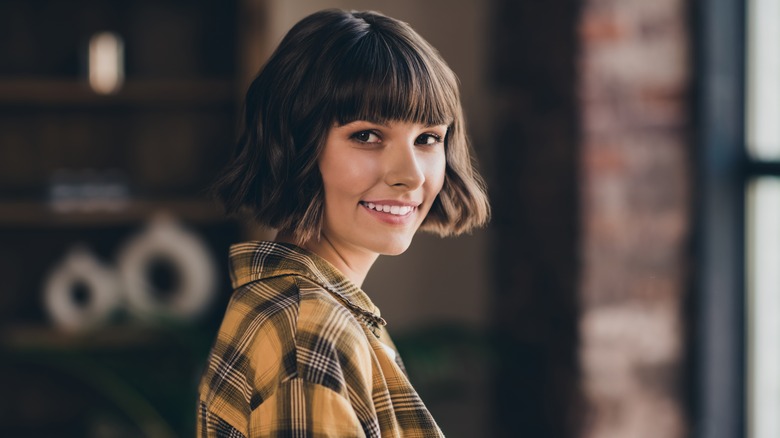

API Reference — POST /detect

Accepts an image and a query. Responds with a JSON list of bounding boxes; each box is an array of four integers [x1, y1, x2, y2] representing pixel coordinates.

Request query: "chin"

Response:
[[372, 237, 414, 256]]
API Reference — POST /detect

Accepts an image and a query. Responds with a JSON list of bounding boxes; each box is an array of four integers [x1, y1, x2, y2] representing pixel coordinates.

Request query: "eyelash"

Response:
[[350, 130, 443, 146], [351, 130, 380, 143], [417, 133, 443, 145]]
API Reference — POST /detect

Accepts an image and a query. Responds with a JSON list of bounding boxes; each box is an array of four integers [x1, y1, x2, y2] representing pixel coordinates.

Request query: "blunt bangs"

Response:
[[328, 26, 457, 128]]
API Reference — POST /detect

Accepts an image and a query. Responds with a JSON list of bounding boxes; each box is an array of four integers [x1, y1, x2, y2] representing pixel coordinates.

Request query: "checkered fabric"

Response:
[[198, 241, 444, 437]]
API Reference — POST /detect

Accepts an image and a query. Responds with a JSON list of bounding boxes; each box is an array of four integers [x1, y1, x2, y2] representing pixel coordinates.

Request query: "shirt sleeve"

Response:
[[198, 378, 366, 438], [248, 377, 366, 438], [198, 401, 247, 438]]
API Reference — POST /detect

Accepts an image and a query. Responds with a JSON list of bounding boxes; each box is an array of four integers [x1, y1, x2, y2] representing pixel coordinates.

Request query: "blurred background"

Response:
[[0, 0, 773, 437]]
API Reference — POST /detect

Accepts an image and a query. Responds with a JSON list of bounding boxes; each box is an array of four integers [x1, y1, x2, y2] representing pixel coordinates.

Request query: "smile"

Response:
[[359, 201, 416, 216]]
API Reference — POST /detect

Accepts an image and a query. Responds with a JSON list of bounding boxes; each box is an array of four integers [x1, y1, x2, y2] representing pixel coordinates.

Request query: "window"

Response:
[[745, 1, 780, 437], [696, 0, 745, 437], [699, 0, 780, 437]]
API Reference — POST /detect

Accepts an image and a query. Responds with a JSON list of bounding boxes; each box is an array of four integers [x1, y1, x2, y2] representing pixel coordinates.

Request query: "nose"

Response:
[[384, 141, 425, 190]]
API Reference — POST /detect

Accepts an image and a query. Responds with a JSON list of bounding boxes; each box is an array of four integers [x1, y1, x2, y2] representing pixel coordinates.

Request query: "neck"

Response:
[[275, 230, 378, 287]]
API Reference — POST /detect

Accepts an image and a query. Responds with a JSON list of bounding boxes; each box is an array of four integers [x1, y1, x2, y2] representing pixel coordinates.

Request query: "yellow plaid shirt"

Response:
[[198, 241, 445, 437]]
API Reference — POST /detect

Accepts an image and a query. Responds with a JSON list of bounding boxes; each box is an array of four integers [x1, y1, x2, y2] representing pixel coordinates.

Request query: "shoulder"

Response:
[[198, 273, 378, 434], [228, 273, 367, 348], [199, 274, 302, 398], [201, 274, 372, 397], [197, 274, 304, 434], [213, 274, 302, 365]]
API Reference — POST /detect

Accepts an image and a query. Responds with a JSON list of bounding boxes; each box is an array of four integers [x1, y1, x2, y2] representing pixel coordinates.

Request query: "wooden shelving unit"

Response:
[[0, 79, 235, 107], [0, 198, 226, 226], [0, 325, 186, 350], [0, 1, 245, 436]]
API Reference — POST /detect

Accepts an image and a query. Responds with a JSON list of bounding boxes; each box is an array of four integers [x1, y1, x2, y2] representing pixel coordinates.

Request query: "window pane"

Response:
[[747, 177, 780, 438], [746, 0, 780, 159]]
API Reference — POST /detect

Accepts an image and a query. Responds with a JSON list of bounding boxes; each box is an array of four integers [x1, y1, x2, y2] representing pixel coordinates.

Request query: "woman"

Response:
[[198, 9, 489, 437]]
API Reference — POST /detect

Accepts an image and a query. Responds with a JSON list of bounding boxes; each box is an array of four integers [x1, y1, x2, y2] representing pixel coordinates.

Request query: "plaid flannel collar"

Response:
[[228, 241, 386, 329]]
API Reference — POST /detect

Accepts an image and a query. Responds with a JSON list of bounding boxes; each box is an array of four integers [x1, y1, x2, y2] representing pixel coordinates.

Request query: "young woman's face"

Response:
[[317, 119, 447, 256]]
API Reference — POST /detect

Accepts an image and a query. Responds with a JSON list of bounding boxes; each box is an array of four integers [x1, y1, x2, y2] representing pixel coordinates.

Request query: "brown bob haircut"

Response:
[[214, 9, 490, 243]]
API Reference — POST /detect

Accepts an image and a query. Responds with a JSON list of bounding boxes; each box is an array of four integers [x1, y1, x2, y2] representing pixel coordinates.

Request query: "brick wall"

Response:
[[578, 0, 692, 437]]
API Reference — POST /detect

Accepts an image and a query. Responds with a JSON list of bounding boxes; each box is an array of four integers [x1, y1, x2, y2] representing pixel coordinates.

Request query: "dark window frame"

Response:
[[695, 0, 745, 437], [696, 0, 780, 437]]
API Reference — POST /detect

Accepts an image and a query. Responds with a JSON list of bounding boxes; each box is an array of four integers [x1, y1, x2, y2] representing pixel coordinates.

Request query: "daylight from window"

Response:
[[747, 0, 780, 159], [747, 178, 780, 438], [746, 1, 780, 437], [746, 0, 780, 160]]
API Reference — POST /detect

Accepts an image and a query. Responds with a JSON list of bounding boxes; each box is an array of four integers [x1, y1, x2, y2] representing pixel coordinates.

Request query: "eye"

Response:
[[351, 130, 381, 144], [415, 133, 443, 146]]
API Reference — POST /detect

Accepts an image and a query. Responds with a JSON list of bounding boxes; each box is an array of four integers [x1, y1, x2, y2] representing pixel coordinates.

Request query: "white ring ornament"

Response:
[[43, 246, 122, 333], [117, 214, 217, 322]]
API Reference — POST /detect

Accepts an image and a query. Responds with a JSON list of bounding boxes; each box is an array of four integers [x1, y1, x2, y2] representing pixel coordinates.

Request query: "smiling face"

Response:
[[316, 119, 447, 258]]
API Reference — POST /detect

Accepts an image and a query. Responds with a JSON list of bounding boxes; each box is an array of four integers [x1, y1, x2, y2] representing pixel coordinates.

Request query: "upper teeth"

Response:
[[364, 202, 414, 215]]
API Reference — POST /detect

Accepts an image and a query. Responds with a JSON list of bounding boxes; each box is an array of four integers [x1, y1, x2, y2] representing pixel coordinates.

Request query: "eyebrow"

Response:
[[338, 119, 388, 128]]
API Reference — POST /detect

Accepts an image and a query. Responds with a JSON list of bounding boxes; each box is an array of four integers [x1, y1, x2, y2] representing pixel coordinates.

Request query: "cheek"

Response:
[[425, 153, 447, 192], [319, 152, 376, 200]]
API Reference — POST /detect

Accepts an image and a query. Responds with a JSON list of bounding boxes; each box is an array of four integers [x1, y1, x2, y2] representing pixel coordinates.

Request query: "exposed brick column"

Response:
[[578, 0, 692, 437]]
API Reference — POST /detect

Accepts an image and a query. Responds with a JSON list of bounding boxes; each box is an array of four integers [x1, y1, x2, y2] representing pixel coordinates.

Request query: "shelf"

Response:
[[0, 198, 228, 226], [0, 79, 236, 107], [0, 325, 200, 351]]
